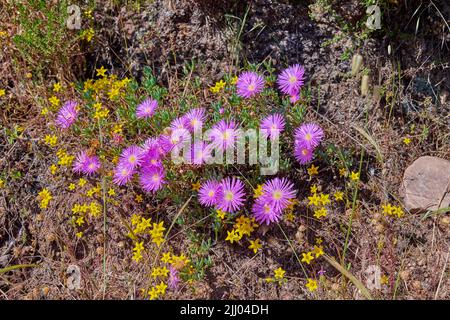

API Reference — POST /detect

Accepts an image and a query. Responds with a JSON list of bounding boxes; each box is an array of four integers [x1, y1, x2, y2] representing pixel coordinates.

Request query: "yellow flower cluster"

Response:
[[132, 241, 145, 263], [307, 187, 331, 219], [284, 198, 299, 222], [93, 102, 109, 120], [225, 215, 258, 245], [144, 252, 191, 300], [83, 74, 131, 101], [86, 185, 101, 198], [71, 201, 103, 219], [301, 245, 324, 265], [150, 221, 166, 246], [209, 80, 226, 93], [382, 203, 405, 218], [38, 188, 52, 209], [81, 28, 95, 42], [57, 149, 74, 167], [44, 135, 57, 147]]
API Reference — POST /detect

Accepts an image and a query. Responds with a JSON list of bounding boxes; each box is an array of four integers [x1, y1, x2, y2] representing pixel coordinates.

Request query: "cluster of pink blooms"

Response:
[[198, 177, 246, 213], [235, 64, 305, 103], [198, 176, 297, 225], [73, 151, 101, 175], [252, 177, 297, 225], [293, 123, 324, 165]]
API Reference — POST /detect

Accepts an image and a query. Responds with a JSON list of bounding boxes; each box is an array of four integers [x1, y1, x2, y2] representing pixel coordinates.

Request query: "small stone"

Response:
[[401, 156, 450, 212]]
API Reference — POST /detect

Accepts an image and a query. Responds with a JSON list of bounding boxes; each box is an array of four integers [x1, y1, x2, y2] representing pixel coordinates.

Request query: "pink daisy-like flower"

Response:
[[208, 119, 240, 151], [168, 266, 180, 290], [217, 177, 246, 213], [277, 64, 305, 96], [119, 145, 144, 170], [170, 117, 189, 132], [260, 177, 297, 212], [252, 200, 282, 225], [142, 137, 168, 157], [73, 151, 101, 175], [294, 123, 324, 149], [141, 146, 162, 168], [184, 108, 206, 132], [136, 98, 157, 119], [236, 71, 265, 98], [186, 141, 212, 165], [198, 179, 221, 207], [113, 164, 135, 186], [260, 113, 285, 140], [139, 164, 166, 193], [294, 142, 314, 165], [160, 122, 191, 153], [56, 101, 79, 129]]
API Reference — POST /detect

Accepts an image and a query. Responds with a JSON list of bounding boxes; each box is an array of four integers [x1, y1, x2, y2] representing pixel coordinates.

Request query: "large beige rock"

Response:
[[402, 156, 450, 212]]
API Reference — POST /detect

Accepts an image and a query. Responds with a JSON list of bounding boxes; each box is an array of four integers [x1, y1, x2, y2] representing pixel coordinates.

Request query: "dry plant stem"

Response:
[[342, 148, 365, 264], [277, 224, 308, 279], [98, 118, 108, 299]]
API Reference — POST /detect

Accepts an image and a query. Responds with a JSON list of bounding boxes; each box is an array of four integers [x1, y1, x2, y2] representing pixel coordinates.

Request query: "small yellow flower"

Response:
[[0, 89, 5, 97], [41, 107, 49, 116], [313, 245, 324, 258], [76, 231, 83, 238], [68, 183, 76, 191], [284, 211, 295, 222], [339, 168, 347, 177], [403, 137, 411, 145], [310, 184, 318, 194], [307, 164, 319, 176], [313, 207, 327, 219], [49, 96, 60, 107], [161, 252, 172, 264], [216, 209, 226, 220], [0, 179, 5, 188], [78, 178, 87, 187], [225, 229, 240, 244], [75, 216, 85, 226], [191, 181, 201, 191], [148, 287, 158, 300], [307, 193, 321, 206], [107, 188, 115, 196], [380, 274, 389, 285], [155, 282, 167, 296], [305, 278, 318, 292], [135, 194, 143, 203], [319, 193, 330, 206], [253, 184, 264, 198], [44, 135, 58, 147], [274, 267, 285, 279], [301, 252, 314, 264], [315, 237, 323, 245], [230, 76, 238, 85], [248, 238, 262, 254], [50, 164, 58, 175], [350, 171, 360, 181], [333, 191, 344, 201], [53, 82, 62, 93]]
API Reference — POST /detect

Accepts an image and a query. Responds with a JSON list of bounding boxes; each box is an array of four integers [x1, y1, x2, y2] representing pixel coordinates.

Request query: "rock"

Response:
[[402, 156, 450, 212]]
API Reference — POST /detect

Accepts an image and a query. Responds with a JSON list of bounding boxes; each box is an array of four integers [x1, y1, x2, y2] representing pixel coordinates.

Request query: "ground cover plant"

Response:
[[0, 0, 449, 300]]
